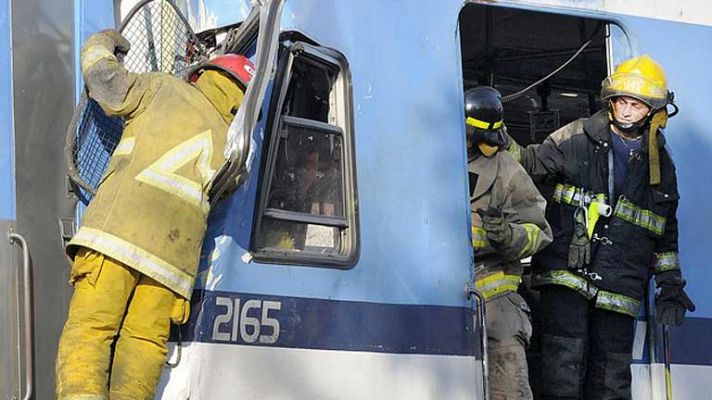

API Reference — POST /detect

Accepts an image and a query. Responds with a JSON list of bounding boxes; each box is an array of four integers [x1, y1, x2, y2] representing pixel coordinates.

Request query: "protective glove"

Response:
[[655, 271, 696, 326], [100, 29, 131, 56], [501, 128, 520, 158], [476, 207, 512, 247], [568, 207, 590, 269]]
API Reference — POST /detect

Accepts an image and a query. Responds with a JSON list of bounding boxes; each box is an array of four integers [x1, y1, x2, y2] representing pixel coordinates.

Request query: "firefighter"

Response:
[[466, 86, 553, 400], [505, 55, 695, 399], [55, 29, 254, 399]]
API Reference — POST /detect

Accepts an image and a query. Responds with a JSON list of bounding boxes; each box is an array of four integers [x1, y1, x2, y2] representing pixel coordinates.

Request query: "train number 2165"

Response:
[[211, 297, 282, 344]]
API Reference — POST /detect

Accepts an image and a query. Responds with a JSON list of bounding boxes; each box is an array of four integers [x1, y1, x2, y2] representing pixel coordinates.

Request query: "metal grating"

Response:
[[71, 96, 125, 204], [67, 0, 206, 204], [120, 0, 205, 75]]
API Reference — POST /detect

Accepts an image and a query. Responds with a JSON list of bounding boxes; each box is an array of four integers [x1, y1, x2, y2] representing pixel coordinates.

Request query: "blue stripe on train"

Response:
[[177, 290, 712, 365], [180, 289, 480, 357], [668, 317, 712, 366]]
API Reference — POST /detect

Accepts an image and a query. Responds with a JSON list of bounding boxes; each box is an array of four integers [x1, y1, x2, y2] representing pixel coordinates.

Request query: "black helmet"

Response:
[[464, 86, 507, 148]]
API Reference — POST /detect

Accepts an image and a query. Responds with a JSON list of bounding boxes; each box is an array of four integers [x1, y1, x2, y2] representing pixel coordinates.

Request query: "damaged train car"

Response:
[[2, 0, 712, 398]]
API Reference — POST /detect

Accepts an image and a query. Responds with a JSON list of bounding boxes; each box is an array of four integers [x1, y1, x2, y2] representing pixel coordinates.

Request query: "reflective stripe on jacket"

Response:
[[470, 150, 552, 299], [531, 270, 640, 317], [67, 31, 245, 299]]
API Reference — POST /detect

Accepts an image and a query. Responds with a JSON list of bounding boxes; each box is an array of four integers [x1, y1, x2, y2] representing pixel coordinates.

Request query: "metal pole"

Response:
[[663, 325, 673, 400], [646, 284, 660, 399]]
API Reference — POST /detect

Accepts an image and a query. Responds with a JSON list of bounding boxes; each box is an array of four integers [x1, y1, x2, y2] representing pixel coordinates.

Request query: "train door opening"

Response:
[[457, 4, 635, 147], [458, 3, 632, 398]]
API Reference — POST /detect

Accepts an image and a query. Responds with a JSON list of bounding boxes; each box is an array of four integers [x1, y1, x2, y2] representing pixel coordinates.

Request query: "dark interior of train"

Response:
[[459, 4, 610, 147]]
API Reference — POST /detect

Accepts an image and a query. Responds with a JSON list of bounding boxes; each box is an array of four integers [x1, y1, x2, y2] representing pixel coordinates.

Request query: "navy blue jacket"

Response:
[[511, 110, 679, 301]]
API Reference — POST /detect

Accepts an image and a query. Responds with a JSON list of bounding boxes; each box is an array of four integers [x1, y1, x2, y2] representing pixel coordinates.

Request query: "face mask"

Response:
[[466, 121, 505, 157], [478, 143, 499, 157]]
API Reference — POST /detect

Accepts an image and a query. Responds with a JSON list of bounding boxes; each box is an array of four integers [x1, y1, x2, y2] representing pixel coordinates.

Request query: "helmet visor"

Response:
[[601, 74, 668, 109]]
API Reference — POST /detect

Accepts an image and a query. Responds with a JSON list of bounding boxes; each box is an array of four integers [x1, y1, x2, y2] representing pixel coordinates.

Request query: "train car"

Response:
[[1, 0, 711, 399]]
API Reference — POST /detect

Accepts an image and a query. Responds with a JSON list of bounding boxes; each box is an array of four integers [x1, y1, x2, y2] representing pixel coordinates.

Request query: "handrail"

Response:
[[9, 230, 33, 400], [466, 285, 489, 400]]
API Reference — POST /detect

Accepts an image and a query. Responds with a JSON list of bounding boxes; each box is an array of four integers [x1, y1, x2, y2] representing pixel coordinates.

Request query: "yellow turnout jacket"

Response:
[[67, 31, 245, 299]]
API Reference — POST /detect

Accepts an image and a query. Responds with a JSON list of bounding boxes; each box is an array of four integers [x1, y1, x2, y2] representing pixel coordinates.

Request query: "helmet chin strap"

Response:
[[611, 117, 646, 136]]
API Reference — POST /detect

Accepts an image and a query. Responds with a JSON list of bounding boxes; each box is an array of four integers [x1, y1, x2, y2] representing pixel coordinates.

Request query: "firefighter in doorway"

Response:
[[56, 29, 254, 399], [466, 86, 553, 400], [505, 55, 695, 399]]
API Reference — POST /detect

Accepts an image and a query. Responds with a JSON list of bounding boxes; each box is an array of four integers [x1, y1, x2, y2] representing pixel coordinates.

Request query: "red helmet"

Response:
[[189, 54, 255, 90]]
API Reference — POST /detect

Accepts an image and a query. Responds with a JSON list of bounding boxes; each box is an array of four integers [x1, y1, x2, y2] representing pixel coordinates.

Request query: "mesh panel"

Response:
[[71, 96, 125, 204], [69, 0, 205, 204], [121, 0, 204, 76]]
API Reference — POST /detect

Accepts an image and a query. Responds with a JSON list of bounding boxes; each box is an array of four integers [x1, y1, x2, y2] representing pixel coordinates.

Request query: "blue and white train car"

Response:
[[1, 1, 712, 399]]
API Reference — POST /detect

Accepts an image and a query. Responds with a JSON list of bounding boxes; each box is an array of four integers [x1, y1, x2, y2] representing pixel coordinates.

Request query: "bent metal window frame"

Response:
[[252, 40, 359, 269]]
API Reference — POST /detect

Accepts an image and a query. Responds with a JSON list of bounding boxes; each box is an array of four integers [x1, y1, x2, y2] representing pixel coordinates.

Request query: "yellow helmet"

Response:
[[601, 55, 670, 110]]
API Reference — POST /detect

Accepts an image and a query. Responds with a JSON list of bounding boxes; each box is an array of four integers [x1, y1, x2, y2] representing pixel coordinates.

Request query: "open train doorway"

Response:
[[458, 3, 633, 147], [458, 3, 632, 398]]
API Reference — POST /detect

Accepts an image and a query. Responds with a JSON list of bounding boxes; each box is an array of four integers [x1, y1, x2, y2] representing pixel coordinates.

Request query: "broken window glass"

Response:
[[252, 39, 357, 267]]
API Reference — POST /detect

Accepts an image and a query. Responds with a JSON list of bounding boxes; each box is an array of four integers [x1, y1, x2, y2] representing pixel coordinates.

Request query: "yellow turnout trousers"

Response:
[[56, 248, 189, 400]]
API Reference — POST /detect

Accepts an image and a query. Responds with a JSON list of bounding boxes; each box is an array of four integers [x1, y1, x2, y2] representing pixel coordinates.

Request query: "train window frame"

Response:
[[251, 39, 359, 268]]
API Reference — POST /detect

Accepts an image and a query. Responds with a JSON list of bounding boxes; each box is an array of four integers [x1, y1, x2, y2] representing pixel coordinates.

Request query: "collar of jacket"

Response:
[[469, 151, 499, 200], [194, 70, 245, 123], [583, 109, 666, 154]]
